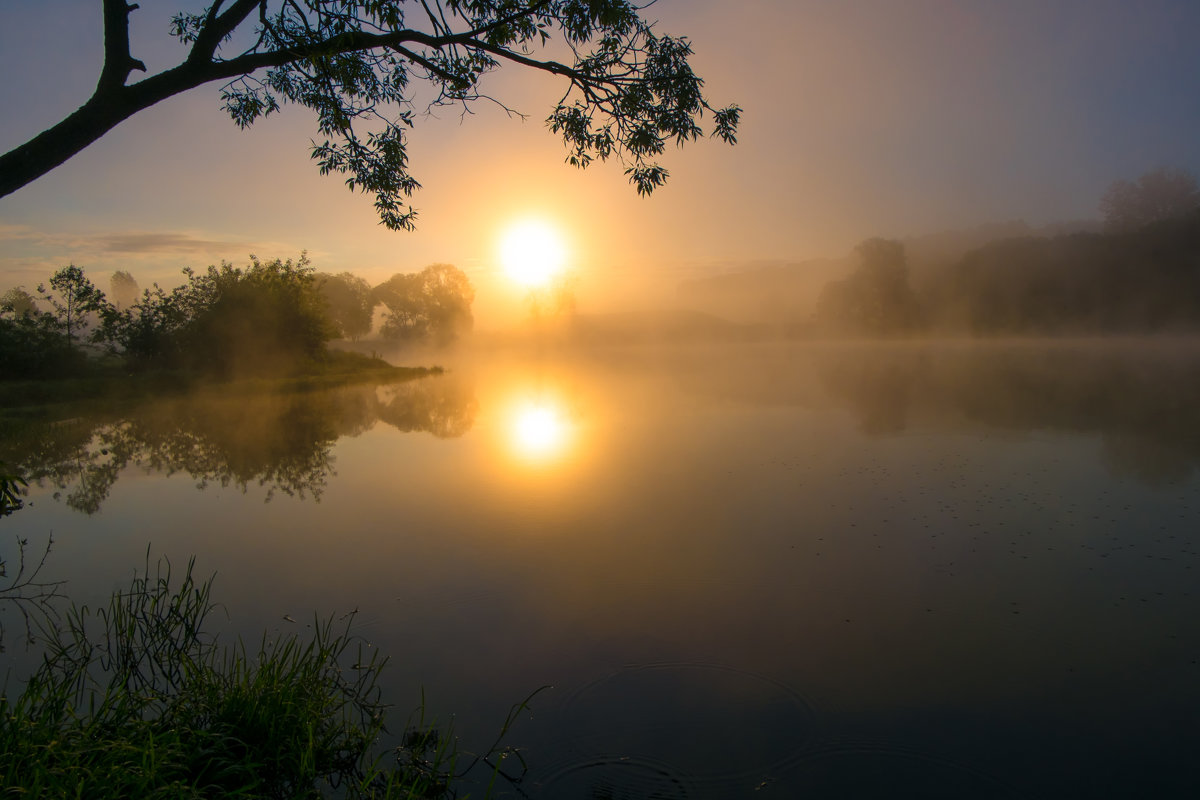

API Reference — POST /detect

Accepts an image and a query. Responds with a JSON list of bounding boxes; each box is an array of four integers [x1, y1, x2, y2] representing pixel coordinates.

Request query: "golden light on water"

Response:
[[499, 219, 567, 288], [510, 400, 571, 462]]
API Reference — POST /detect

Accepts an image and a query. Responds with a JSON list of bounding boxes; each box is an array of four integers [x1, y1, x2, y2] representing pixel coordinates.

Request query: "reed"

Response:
[[0, 556, 456, 798]]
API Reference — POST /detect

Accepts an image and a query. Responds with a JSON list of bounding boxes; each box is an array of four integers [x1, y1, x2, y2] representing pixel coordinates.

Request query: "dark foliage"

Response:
[[98, 254, 337, 376], [0, 463, 26, 517], [0, 309, 85, 379], [37, 265, 106, 350], [177, 255, 337, 376], [1, 1, 739, 230], [0, 557, 457, 798], [927, 210, 1200, 334]]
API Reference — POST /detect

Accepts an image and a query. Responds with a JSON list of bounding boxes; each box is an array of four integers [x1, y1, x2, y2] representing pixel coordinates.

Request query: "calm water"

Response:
[[4, 340, 1200, 798]]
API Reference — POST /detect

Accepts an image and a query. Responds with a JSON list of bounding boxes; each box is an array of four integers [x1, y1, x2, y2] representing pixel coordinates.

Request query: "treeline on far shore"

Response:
[[0, 256, 475, 381], [685, 167, 1200, 338], [813, 208, 1200, 337]]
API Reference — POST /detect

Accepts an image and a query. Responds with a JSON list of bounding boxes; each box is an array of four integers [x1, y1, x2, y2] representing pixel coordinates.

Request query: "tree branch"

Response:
[[97, 0, 146, 91], [0, 18, 605, 200], [207, 27, 585, 88], [1, 1, 737, 210], [189, 0, 264, 65]]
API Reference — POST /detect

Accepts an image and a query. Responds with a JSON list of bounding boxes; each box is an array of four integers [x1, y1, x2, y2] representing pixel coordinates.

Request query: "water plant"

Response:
[[0, 461, 25, 517], [0, 535, 64, 652], [0, 556, 456, 798]]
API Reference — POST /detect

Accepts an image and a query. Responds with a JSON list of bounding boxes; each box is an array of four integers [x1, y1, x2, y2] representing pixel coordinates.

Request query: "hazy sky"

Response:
[[2, 0, 1199, 325]]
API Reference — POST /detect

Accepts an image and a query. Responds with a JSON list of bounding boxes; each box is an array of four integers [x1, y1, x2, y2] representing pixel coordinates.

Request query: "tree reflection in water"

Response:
[[816, 342, 1200, 485], [0, 374, 477, 515]]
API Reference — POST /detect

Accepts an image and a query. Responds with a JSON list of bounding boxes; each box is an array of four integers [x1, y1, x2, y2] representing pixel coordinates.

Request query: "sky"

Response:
[[2, 0, 1199, 327]]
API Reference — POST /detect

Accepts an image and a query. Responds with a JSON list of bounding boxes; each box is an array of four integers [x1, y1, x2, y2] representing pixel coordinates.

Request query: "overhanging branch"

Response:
[[1, 0, 739, 217], [98, 0, 146, 91], [189, 0, 265, 64]]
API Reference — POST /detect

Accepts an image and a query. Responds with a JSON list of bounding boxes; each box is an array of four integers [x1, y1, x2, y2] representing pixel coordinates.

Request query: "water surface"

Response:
[[3, 340, 1199, 798]]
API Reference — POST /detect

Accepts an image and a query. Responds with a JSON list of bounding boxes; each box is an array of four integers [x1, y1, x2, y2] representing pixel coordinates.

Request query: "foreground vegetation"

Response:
[[0, 557, 482, 798]]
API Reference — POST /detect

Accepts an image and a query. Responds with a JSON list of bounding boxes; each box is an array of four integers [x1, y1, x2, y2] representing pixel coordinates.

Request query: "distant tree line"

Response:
[[816, 167, 1200, 336], [0, 257, 474, 379], [816, 238, 922, 335]]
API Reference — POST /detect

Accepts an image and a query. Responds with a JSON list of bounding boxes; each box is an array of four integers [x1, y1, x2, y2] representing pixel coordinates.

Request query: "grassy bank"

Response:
[[0, 557, 460, 798]]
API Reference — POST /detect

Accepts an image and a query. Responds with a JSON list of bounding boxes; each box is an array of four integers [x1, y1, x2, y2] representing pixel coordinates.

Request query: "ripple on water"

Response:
[[779, 740, 1034, 799], [533, 661, 820, 796], [534, 755, 694, 799]]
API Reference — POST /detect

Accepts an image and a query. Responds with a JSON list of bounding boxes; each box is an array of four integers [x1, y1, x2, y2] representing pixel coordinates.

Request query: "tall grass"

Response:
[[0, 557, 456, 798]]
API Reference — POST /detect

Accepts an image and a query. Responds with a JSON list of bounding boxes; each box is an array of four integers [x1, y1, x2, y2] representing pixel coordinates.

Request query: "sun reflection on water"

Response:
[[510, 399, 572, 463]]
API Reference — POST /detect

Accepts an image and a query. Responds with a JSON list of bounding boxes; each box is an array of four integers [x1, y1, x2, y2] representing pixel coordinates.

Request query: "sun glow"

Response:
[[510, 399, 572, 462], [499, 220, 567, 288]]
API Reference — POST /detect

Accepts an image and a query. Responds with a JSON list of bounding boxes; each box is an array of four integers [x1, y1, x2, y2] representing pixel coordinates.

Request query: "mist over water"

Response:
[[3, 1, 1200, 794], [4, 338, 1200, 797]]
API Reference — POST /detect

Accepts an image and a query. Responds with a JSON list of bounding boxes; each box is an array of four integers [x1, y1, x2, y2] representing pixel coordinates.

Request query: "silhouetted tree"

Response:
[[374, 264, 474, 346], [175, 254, 337, 376], [0, 1, 740, 229], [316, 272, 374, 341], [95, 281, 192, 366], [37, 265, 106, 350], [0, 287, 39, 317], [1, 298, 75, 378], [94, 254, 337, 374], [816, 239, 923, 334], [1101, 167, 1200, 233], [109, 270, 141, 310]]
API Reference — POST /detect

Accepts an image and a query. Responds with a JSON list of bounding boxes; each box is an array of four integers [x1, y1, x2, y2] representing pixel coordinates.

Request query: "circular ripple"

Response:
[[536, 756, 693, 799], [548, 662, 819, 788]]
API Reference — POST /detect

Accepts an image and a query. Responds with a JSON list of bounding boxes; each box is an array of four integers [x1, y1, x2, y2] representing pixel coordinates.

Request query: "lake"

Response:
[[3, 339, 1200, 798]]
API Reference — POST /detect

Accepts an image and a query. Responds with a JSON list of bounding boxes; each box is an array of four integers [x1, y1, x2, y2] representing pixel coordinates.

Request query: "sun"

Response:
[[499, 220, 566, 288]]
